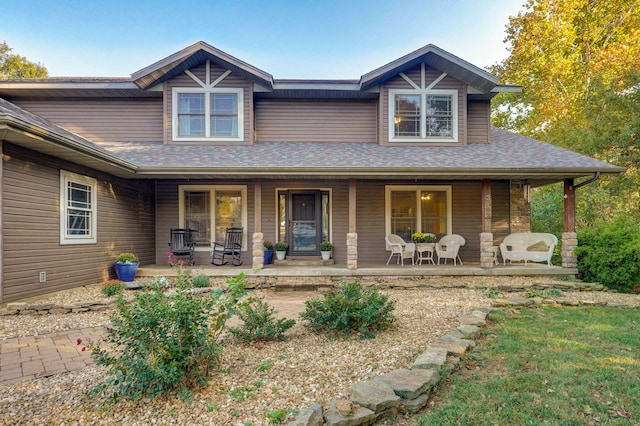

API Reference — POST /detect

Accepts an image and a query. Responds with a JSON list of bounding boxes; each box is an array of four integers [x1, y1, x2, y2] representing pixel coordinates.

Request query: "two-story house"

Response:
[[0, 41, 624, 302]]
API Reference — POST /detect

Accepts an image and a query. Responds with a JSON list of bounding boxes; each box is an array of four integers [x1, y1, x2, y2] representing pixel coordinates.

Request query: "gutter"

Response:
[[573, 172, 601, 189]]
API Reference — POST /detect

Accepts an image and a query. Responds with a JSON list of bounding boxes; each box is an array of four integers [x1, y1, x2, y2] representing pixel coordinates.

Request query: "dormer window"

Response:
[[172, 87, 243, 141], [389, 89, 457, 142]]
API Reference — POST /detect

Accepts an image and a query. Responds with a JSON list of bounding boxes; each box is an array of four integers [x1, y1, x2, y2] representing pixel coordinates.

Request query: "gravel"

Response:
[[1, 277, 639, 425]]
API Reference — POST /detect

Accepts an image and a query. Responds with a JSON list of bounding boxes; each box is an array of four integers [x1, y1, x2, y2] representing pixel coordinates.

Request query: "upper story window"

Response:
[[389, 89, 458, 143], [173, 87, 243, 141], [60, 170, 97, 244]]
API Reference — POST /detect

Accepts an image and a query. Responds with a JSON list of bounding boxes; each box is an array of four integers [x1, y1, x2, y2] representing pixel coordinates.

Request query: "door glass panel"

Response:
[[290, 193, 319, 253], [293, 222, 317, 251]]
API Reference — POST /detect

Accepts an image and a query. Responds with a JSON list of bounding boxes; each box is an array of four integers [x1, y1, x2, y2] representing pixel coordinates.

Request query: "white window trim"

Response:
[[384, 185, 452, 246], [388, 88, 458, 143], [178, 185, 248, 250], [172, 87, 244, 142], [60, 170, 97, 245]]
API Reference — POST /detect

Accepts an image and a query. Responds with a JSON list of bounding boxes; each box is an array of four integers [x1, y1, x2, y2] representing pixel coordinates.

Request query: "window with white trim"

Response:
[[389, 89, 458, 142], [173, 88, 243, 141], [385, 185, 452, 242], [179, 185, 247, 249], [60, 170, 97, 244]]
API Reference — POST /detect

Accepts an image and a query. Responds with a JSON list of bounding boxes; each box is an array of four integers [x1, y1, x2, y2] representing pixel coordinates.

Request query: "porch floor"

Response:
[[138, 262, 577, 280]]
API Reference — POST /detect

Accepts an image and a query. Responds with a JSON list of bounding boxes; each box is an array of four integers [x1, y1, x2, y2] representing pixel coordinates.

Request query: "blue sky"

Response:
[[2, 0, 526, 79]]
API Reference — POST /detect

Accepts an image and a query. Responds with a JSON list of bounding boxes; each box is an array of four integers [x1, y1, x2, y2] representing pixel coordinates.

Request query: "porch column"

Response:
[[480, 179, 495, 268], [562, 179, 578, 268], [347, 178, 358, 269], [252, 179, 264, 269]]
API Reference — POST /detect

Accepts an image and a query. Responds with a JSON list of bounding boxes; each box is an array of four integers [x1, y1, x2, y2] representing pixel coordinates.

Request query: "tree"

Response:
[[0, 41, 48, 79], [491, 0, 640, 227]]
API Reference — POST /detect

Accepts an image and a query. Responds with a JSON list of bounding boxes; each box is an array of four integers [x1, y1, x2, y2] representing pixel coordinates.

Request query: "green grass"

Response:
[[415, 307, 640, 425]]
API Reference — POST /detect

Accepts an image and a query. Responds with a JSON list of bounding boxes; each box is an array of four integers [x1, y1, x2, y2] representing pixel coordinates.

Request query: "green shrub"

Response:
[[192, 273, 210, 288], [115, 252, 138, 263], [300, 281, 396, 339], [576, 219, 640, 292], [228, 298, 296, 342], [101, 280, 126, 297], [88, 273, 248, 400]]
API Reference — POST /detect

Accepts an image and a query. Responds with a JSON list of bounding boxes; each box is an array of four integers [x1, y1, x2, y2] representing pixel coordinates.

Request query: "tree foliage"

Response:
[[492, 0, 640, 227], [0, 41, 48, 79]]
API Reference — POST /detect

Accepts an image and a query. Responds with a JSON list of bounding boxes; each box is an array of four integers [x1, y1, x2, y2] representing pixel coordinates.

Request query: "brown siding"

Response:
[[254, 99, 377, 142], [491, 181, 511, 244], [467, 100, 490, 143], [1, 143, 155, 303], [165, 62, 254, 144], [379, 65, 467, 145], [155, 180, 255, 265], [356, 180, 483, 264], [11, 98, 163, 142]]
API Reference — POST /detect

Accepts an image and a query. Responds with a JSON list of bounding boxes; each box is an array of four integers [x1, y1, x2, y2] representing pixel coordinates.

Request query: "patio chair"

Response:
[[435, 234, 465, 266], [168, 228, 196, 266], [385, 234, 415, 266], [211, 227, 243, 266]]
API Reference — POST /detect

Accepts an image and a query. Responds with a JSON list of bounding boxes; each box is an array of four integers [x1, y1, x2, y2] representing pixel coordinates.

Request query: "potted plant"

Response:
[[320, 241, 333, 260], [113, 252, 139, 283], [263, 241, 274, 265], [275, 241, 288, 260], [412, 232, 437, 245]]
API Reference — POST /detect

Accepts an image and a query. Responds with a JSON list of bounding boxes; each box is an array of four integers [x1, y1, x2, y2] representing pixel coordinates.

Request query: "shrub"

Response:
[[575, 218, 640, 292], [101, 280, 126, 297], [192, 273, 210, 288], [88, 273, 248, 400], [300, 281, 396, 339], [274, 241, 288, 251], [263, 241, 274, 250], [228, 298, 296, 342], [115, 253, 138, 263], [319, 241, 333, 251]]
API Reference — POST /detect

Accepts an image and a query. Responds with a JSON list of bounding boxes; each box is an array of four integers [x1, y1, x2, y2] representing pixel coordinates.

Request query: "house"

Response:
[[0, 41, 624, 303]]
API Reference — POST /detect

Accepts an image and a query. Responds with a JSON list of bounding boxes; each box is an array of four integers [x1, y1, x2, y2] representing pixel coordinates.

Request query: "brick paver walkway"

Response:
[[0, 327, 106, 385]]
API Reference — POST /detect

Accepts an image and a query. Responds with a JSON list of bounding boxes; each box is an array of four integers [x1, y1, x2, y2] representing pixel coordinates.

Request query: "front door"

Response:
[[289, 191, 322, 256]]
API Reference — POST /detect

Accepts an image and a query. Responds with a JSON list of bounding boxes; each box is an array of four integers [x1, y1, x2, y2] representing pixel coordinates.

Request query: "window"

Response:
[[389, 89, 457, 142], [179, 186, 247, 249], [60, 171, 97, 244], [385, 185, 451, 242], [173, 88, 243, 141]]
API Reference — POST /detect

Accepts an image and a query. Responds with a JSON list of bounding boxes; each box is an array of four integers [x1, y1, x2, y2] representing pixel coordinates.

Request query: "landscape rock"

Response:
[[288, 403, 323, 426], [411, 347, 448, 370], [374, 368, 439, 400], [350, 380, 400, 413], [457, 324, 481, 338], [324, 400, 376, 426]]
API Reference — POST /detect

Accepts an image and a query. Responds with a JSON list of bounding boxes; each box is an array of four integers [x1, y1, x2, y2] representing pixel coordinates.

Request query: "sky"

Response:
[[2, 0, 527, 79]]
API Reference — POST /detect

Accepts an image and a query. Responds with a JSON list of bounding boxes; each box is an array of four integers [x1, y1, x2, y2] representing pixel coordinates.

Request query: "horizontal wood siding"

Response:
[[2, 143, 155, 303], [467, 100, 490, 143], [379, 65, 467, 145], [12, 98, 163, 142], [255, 99, 377, 142], [356, 180, 482, 264], [155, 179, 255, 265], [491, 181, 511, 244], [165, 63, 253, 144]]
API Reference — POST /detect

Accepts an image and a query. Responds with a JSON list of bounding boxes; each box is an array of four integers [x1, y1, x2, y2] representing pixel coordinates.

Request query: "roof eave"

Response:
[[131, 41, 274, 90]]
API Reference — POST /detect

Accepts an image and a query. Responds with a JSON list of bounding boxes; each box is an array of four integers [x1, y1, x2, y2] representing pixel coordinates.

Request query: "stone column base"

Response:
[[252, 232, 264, 269], [479, 232, 495, 268], [562, 232, 578, 268], [347, 233, 358, 270]]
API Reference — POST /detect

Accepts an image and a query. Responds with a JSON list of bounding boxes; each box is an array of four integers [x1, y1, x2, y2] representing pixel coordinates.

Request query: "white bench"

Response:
[[499, 233, 558, 266]]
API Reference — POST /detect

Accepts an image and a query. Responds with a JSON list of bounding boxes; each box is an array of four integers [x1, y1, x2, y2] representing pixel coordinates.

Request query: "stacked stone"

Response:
[[561, 232, 578, 268], [479, 232, 495, 268], [252, 232, 265, 269], [346, 233, 358, 270], [287, 309, 490, 426]]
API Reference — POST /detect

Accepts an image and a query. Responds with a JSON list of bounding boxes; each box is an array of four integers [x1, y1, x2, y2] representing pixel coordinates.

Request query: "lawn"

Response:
[[414, 306, 640, 425]]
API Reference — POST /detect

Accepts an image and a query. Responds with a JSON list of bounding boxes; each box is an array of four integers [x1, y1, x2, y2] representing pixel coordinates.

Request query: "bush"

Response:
[[88, 273, 248, 400], [575, 218, 640, 292], [228, 298, 296, 342], [101, 280, 126, 297], [192, 273, 210, 288], [300, 281, 396, 339], [115, 252, 138, 263]]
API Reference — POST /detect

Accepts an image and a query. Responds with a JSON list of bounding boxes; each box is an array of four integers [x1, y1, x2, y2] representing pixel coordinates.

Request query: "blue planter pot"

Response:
[[264, 249, 273, 265], [114, 261, 139, 282]]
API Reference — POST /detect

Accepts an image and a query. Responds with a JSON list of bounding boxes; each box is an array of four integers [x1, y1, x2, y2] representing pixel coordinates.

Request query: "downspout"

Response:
[[573, 172, 601, 190]]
